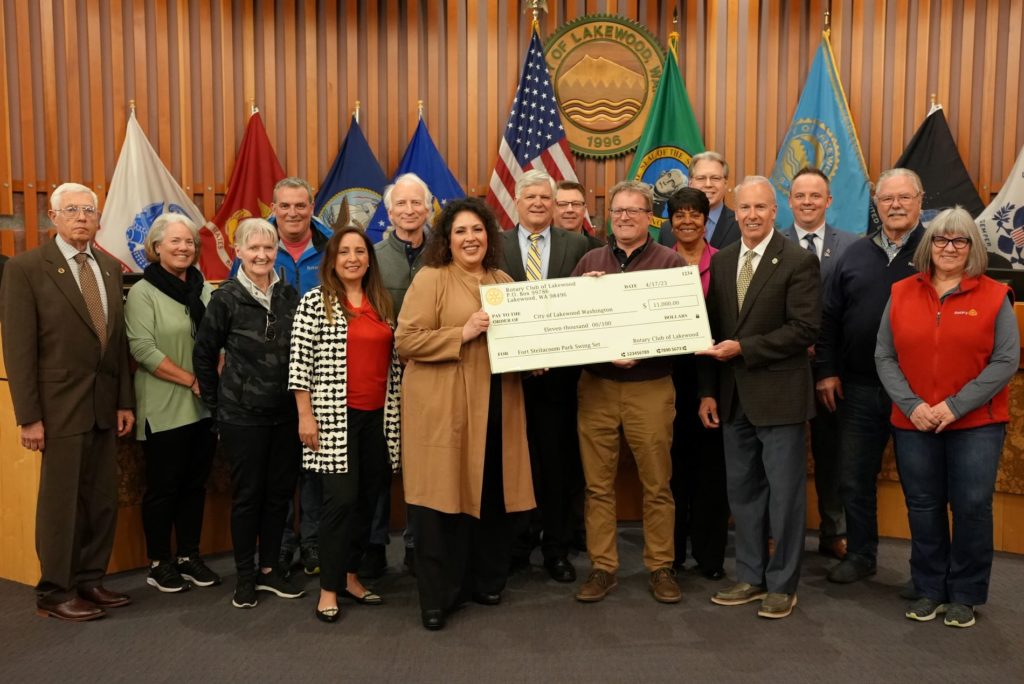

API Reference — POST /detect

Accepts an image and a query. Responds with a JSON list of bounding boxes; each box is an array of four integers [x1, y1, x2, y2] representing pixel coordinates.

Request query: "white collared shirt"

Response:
[[55, 234, 109, 319], [236, 267, 280, 311], [794, 223, 826, 260], [736, 229, 775, 281]]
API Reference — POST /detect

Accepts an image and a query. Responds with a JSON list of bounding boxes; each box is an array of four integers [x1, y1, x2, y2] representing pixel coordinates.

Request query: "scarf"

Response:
[[142, 262, 206, 336]]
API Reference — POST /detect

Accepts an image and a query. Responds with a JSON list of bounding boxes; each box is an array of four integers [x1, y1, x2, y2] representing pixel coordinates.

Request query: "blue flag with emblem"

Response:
[[366, 117, 464, 243], [770, 31, 869, 232], [315, 115, 387, 232]]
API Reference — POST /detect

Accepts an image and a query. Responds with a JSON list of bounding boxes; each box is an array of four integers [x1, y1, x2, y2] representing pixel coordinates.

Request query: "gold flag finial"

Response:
[[354, 100, 361, 124], [418, 100, 424, 119], [249, 99, 258, 115], [824, 2, 832, 34], [128, 100, 136, 114], [524, 1, 547, 30]]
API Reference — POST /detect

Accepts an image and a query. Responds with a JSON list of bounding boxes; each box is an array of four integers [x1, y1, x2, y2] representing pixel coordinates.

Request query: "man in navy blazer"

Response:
[[697, 176, 820, 619], [658, 151, 741, 250], [779, 167, 859, 562], [498, 169, 592, 584]]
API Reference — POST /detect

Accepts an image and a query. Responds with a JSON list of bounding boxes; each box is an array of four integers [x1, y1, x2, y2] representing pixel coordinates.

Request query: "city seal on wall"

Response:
[[545, 14, 665, 159]]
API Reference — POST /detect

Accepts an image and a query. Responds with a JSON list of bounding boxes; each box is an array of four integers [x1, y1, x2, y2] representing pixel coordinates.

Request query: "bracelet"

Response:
[[189, 376, 198, 389]]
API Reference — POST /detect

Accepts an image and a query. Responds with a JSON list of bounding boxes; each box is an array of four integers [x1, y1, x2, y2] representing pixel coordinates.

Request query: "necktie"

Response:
[[737, 249, 755, 310], [526, 233, 543, 281], [804, 233, 819, 259], [74, 253, 107, 351]]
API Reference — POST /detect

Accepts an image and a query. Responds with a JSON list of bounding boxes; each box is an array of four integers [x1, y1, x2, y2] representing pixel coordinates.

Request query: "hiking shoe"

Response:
[[758, 593, 797, 619], [255, 569, 306, 598], [575, 570, 617, 603], [650, 568, 682, 604], [175, 556, 221, 587], [232, 578, 258, 608], [301, 547, 320, 576], [905, 597, 946, 622], [711, 582, 767, 606], [826, 556, 877, 584], [147, 561, 191, 593], [943, 603, 976, 628]]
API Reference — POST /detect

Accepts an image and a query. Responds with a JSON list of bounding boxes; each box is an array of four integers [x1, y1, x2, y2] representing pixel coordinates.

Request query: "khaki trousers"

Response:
[[577, 371, 675, 573]]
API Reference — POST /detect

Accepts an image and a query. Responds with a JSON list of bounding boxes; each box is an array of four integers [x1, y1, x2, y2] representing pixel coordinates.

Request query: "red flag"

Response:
[[200, 112, 285, 278]]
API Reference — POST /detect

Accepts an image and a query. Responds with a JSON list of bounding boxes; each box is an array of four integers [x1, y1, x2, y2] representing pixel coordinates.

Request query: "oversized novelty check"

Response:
[[480, 267, 712, 373]]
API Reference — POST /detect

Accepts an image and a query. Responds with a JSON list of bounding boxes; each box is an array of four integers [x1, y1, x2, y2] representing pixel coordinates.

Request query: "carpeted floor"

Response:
[[1, 528, 1022, 683]]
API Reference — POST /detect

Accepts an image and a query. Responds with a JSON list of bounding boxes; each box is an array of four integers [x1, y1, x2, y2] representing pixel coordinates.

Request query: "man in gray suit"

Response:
[[697, 176, 820, 619], [659, 151, 741, 250], [499, 169, 591, 583], [780, 167, 858, 561], [1, 182, 135, 621]]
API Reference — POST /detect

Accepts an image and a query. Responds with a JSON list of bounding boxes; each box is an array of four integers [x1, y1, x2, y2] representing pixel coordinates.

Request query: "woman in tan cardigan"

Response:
[[396, 197, 534, 631]]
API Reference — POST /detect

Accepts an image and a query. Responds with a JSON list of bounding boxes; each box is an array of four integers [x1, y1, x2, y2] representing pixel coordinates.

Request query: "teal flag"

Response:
[[770, 32, 869, 232], [627, 33, 704, 238]]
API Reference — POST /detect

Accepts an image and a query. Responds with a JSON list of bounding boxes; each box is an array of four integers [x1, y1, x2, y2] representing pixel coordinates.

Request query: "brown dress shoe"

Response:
[[79, 586, 132, 608], [650, 568, 682, 604], [818, 537, 848, 560], [575, 569, 617, 602], [37, 596, 106, 622]]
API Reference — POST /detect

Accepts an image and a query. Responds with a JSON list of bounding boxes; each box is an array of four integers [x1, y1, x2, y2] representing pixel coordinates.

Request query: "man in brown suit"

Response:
[[0, 182, 135, 621]]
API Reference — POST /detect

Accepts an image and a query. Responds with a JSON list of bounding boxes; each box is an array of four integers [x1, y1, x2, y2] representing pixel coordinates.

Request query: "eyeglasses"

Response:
[[609, 207, 650, 218], [55, 205, 98, 217], [265, 312, 277, 341], [691, 175, 725, 184], [876, 193, 921, 206], [556, 201, 585, 209], [931, 235, 971, 250]]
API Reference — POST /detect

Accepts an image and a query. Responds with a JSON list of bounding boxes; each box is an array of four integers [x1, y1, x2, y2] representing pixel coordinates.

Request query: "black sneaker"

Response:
[[232, 578, 258, 608], [301, 547, 320, 576], [175, 556, 222, 587], [147, 561, 191, 593], [255, 569, 306, 598]]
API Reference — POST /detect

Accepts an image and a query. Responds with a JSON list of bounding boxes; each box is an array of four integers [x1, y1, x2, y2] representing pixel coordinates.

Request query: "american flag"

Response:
[[486, 28, 588, 231]]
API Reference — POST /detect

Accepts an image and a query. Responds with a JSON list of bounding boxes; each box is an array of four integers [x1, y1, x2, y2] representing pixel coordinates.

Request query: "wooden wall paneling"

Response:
[[197, 0, 215, 215], [762, 1, 780, 172], [848, 0, 867, 180], [868, 1, 887, 177], [280, 0, 297, 173], [384, 0, 399, 183], [303, 0, 317, 185], [344, 2, 358, 147], [175, 0, 193, 202], [1004, 0, 1023, 186], [218, 0, 237, 194], [703, 2, 719, 165], [38, 1, 58, 197], [405, 0, 421, 170], [445, 3, 459, 181], [888, 1, 909, 166], [62, 1, 83, 184], [955, 2, 975, 173], [321, 1, 338, 167], [14, 0, 38, 249], [108, 0, 126, 188], [466, 0, 479, 191], [484, 1, 498, 197], [936, 0, 953, 109], [86, 0, 105, 200], [723, 2, 738, 175], [742, 1, 760, 177], [363, 1, 379, 164], [0, 0, 12, 214], [911, 0, 931, 133], [424, 0, 440, 174], [152, 0, 172, 170], [130, 0, 146, 133], [261, 0, 276, 144], [782, 0, 801, 182], [976, 0, 1000, 197]]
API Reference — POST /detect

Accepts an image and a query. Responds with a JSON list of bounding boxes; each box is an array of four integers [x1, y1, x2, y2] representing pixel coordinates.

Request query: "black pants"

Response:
[[670, 357, 730, 572], [141, 419, 216, 561], [319, 407, 392, 593], [220, 420, 301, 579], [414, 376, 517, 612], [517, 367, 585, 561]]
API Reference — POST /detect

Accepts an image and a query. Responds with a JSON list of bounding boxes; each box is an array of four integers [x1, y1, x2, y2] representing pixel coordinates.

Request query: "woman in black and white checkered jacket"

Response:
[[288, 226, 402, 623]]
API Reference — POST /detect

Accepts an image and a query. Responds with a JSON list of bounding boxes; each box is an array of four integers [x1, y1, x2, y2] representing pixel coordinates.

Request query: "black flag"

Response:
[[869, 107, 983, 230]]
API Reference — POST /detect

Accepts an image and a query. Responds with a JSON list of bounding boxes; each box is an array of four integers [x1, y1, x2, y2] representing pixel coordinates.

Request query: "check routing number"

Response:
[[480, 267, 713, 374]]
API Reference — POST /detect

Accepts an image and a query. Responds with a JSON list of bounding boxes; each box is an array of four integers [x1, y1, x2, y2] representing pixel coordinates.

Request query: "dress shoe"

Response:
[[36, 596, 106, 622], [827, 556, 876, 584], [340, 588, 384, 605], [315, 604, 340, 623], [78, 586, 132, 608], [701, 567, 726, 581], [544, 556, 576, 583], [758, 593, 798, 619], [818, 537, 848, 560], [650, 568, 682, 604], [471, 591, 502, 606], [422, 609, 445, 630], [711, 582, 767, 606], [575, 570, 617, 603]]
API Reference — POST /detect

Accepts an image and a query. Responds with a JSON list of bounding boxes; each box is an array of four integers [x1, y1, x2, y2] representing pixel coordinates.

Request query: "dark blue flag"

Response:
[[315, 116, 388, 231], [366, 118, 465, 243]]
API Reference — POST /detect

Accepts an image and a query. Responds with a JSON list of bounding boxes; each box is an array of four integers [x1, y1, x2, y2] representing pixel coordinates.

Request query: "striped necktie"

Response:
[[526, 233, 543, 281], [736, 249, 755, 310], [74, 252, 107, 351], [804, 233, 819, 260]]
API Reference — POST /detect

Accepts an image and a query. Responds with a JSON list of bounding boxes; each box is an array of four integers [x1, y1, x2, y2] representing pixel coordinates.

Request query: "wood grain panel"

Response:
[[0, 2, 11, 214], [14, 0, 38, 249]]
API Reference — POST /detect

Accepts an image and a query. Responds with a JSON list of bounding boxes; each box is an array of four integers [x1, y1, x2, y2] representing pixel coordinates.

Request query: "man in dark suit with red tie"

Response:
[[1, 182, 135, 622], [697, 176, 820, 619]]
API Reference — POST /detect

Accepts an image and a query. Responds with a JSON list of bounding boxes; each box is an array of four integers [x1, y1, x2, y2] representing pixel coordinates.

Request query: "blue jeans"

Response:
[[893, 424, 1004, 606], [837, 383, 893, 564]]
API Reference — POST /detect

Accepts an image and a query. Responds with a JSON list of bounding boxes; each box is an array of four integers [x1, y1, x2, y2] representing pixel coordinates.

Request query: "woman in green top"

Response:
[[125, 212, 219, 594]]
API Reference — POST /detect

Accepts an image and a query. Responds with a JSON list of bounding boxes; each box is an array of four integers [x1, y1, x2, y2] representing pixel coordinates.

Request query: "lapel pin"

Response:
[[771, 257, 779, 265], [824, 249, 832, 258], [57, 267, 66, 274]]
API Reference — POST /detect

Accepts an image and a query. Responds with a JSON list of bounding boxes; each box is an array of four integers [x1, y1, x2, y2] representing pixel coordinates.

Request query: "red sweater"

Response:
[[889, 274, 1011, 430]]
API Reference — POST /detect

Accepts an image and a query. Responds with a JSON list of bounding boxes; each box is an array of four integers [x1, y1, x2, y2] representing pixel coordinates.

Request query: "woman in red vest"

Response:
[[875, 207, 1019, 629]]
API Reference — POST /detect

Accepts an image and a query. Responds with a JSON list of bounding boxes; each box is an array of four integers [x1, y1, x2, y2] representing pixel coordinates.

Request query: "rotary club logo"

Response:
[[770, 118, 841, 199], [485, 288, 504, 306], [545, 15, 664, 159]]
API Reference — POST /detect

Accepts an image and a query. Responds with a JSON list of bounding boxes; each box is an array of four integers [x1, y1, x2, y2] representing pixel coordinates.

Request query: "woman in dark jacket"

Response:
[[193, 218, 305, 609]]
